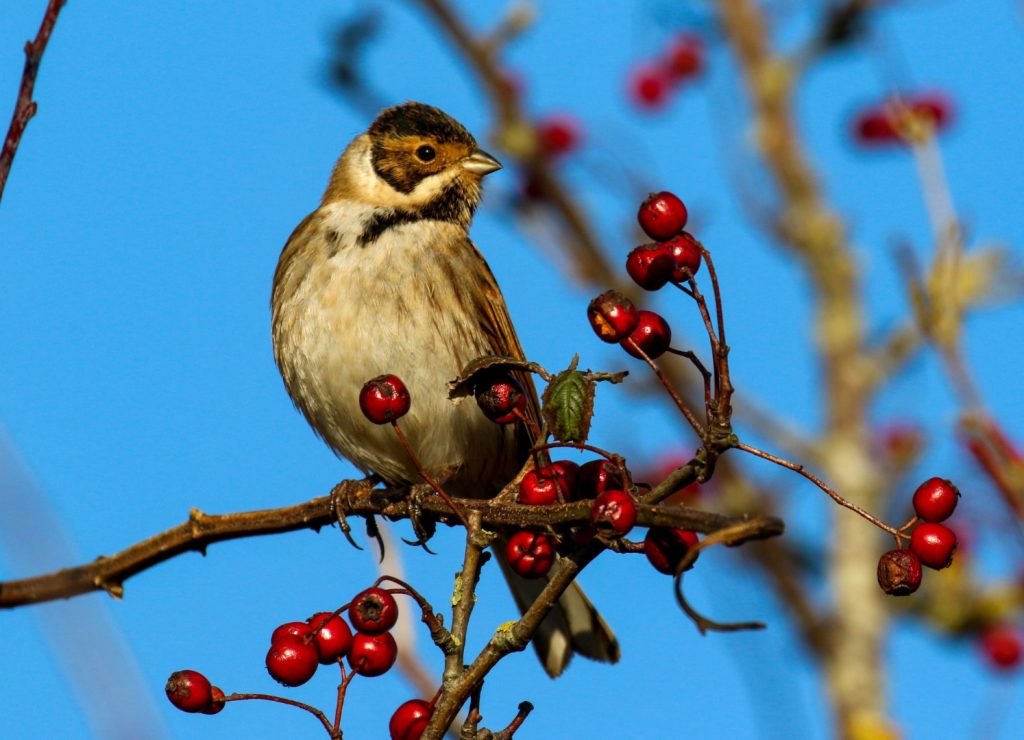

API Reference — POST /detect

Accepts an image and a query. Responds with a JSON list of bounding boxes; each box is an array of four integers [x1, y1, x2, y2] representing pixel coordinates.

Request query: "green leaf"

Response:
[[541, 369, 595, 444]]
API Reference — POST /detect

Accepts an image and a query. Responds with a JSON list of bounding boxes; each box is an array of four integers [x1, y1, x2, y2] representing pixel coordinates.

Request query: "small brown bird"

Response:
[[271, 102, 618, 676]]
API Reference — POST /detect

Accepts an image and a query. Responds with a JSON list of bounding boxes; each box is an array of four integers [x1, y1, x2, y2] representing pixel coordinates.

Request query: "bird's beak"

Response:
[[462, 149, 502, 176]]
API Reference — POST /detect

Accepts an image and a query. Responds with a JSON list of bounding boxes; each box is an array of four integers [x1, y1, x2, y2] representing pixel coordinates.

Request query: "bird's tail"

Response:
[[495, 548, 620, 678]]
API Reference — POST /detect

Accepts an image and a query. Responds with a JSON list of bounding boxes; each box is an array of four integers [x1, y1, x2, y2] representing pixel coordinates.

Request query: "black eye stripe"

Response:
[[416, 144, 436, 162]]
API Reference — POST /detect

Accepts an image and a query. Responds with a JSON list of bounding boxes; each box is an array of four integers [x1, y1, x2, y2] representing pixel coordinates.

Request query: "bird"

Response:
[[270, 101, 619, 677]]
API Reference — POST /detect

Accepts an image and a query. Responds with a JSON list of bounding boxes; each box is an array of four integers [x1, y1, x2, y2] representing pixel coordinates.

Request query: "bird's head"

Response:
[[325, 102, 501, 227]]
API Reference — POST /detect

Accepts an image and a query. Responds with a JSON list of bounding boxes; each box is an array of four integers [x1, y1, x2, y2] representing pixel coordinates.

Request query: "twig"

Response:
[[0, 0, 66, 203], [222, 693, 338, 738]]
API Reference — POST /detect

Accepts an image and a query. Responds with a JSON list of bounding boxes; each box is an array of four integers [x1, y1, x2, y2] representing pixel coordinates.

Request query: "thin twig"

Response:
[[223, 693, 337, 738]]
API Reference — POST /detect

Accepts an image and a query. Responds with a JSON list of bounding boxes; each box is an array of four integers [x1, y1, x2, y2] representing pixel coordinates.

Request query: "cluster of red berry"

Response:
[[587, 190, 699, 361], [629, 33, 704, 110], [877, 477, 960, 596], [852, 92, 952, 147], [166, 587, 434, 738]]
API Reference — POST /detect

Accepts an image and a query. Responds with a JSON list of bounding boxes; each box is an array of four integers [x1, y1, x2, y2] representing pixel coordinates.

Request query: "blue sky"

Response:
[[2, 1, 1023, 738]]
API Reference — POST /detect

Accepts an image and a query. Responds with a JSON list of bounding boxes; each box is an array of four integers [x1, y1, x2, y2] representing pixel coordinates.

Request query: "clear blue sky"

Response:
[[3, 2, 1023, 738]]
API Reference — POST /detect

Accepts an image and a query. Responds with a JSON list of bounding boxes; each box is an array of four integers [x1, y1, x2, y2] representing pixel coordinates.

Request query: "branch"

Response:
[[0, 0, 66, 203], [0, 478, 782, 608]]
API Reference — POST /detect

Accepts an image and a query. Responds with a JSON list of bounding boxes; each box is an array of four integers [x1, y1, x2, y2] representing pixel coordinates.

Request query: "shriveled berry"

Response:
[[629, 64, 671, 109], [537, 115, 581, 158], [621, 310, 672, 359], [506, 530, 556, 578], [349, 587, 399, 635], [348, 631, 398, 677], [876, 549, 923, 596], [665, 34, 703, 80], [644, 527, 699, 575], [663, 232, 702, 282], [909, 522, 958, 569], [912, 477, 960, 523], [201, 686, 226, 715], [271, 621, 313, 646], [980, 624, 1023, 670], [587, 290, 639, 343], [475, 374, 527, 424], [307, 612, 353, 664], [166, 670, 213, 713], [638, 191, 688, 241], [577, 459, 625, 499], [626, 242, 675, 291], [359, 375, 411, 424], [266, 641, 319, 687], [390, 698, 433, 740], [591, 489, 637, 535], [518, 467, 561, 505]]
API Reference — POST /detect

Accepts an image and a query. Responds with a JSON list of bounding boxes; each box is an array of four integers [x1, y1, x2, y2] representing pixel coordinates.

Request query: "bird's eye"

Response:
[[415, 144, 436, 162]]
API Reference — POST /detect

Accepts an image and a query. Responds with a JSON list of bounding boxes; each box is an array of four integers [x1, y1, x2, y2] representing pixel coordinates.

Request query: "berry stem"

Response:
[[222, 693, 337, 738], [390, 421, 470, 528], [625, 337, 707, 440], [332, 664, 357, 733], [733, 441, 899, 536]]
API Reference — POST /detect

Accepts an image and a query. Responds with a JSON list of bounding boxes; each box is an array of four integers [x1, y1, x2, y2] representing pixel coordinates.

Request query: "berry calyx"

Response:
[[644, 527, 699, 575], [587, 290, 639, 343], [909, 522, 958, 569], [876, 549, 923, 596], [359, 375, 411, 425], [629, 64, 671, 110], [518, 467, 563, 506], [621, 310, 672, 359], [349, 587, 399, 635], [537, 115, 581, 159], [980, 624, 1023, 671], [626, 242, 675, 291], [307, 612, 353, 664], [201, 686, 226, 715], [475, 373, 527, 424], [912, 477, 960, 523], [590, 489, 637, 535], [389, 699, 434, 740], [638, 191, 688, 241], [348, 631, 398, 677], [165, 670, 214, 713], [270, 621, 313, 646], [266, 640, 319, 687], [577, 459, 625, 499], [506, 530, 557, 578], [663, 232, 702, 282]]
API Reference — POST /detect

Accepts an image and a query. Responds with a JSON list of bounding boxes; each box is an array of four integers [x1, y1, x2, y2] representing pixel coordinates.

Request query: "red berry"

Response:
[[348, 631, 398, 677], [577, 459, 625, 499], [349, 587, 399, 635], [876, 549, 923, 596], [518, 467, 561, 505], [665, 34, 703, 80], [359, 375, 411, 424], [590, 489, 637, 535], [587, 290, 639, 343], [912, 477, 960, 523], [475, 373, 527, 424], [663, 232, 702, 282], [911, 93, 952, 129], [638, 191, 688, 241], [644, 527, 699, 575], [506, 530, 557, 578], [853, 109, 898, 145], [389, 699, 433, 740], [550, 460, 580, 501], [537, 115, 581, 158], [201, 686, 226, 715], [271, 621, 313, 646], [629, 64, 671, 109], [980, 624, 1023, 670], [621, 310, 672, 359], [165, 670, 213, 713], [909, 522, 958, 569], [626, 242, 675, 291], [266, 640, 319, 687], [307, 612, 353, 664]]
